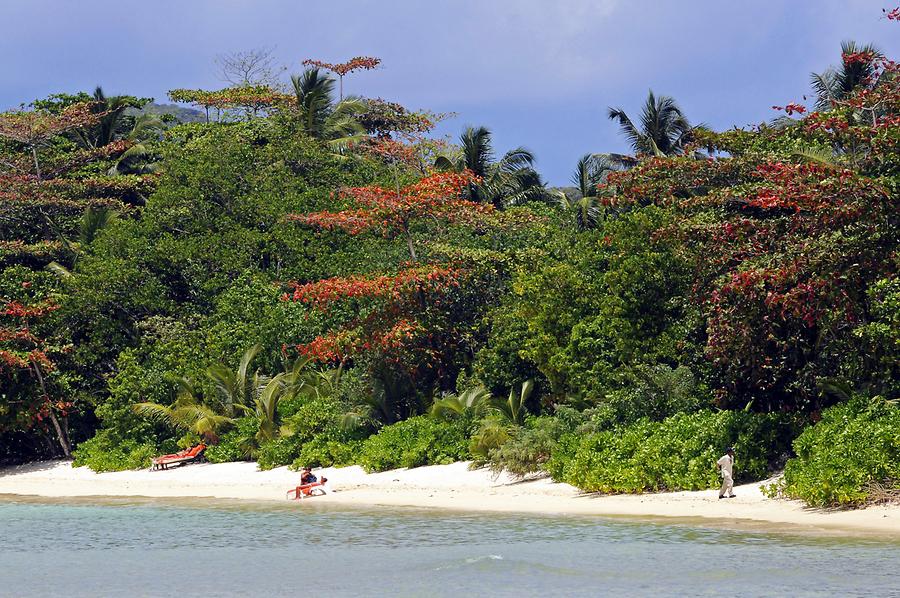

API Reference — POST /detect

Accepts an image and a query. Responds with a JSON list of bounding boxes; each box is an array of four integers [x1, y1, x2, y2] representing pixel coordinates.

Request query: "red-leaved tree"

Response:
[[302, 56, 381, 100], [288, 170, 487, 261], [0, 103, 101, 179], [0, 294, 72, 457], [284, 170, 502, 415]]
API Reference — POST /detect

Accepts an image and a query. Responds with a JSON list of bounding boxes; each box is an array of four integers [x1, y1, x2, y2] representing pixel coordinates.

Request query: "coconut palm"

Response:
[[205, 344, 263, 418], [107, 113, 165, 175], [69, 87, 147, 149], [811, 41, 884, 110], [246, 373, 291, 449], [290, 68, 366, 150], [431, 386, 491, 420], [435, 126, 547, 208], [554, 191, 601, 231], [489, 379, 534, 427], [607, 91, 694, 157], [554, 154, 620, 230], [64, 87, 162, 174], [133, 378, 234, 441]]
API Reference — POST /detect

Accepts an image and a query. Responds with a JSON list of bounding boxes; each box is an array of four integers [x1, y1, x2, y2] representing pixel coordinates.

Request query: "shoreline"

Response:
[[1, 460, 897, 536]]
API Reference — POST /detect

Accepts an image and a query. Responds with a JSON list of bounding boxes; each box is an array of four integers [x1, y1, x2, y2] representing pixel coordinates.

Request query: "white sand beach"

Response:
[[1, 460, 897, 535]]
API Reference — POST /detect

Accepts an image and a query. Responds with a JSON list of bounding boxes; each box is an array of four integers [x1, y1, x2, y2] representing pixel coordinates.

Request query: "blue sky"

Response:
[[3, 0, 898, 184]]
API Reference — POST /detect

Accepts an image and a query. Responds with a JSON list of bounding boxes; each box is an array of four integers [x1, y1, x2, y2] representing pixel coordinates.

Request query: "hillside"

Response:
[[1, 48, 898, 510]]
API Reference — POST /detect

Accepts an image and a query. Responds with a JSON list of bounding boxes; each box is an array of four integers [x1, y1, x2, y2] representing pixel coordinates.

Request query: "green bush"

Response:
[[770, 398, 900, 507], [256, 394, 349, 470], [290, 434, 363, 470], [72, 429, 161, 472], [357, 415, 469, 472], [580, 365, 713, 431], [548, 410, 794, 493], [205, 417, 258, 463]]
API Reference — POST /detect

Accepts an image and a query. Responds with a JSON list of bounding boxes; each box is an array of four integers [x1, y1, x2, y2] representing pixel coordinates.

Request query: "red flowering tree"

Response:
[[604, 62, 900, 410], [282, 262, 497, 420], [284, 170, 504, 413], [0, 102, 101, 179], [302, 56, 381, 100], [0, 287, 73, 457], [288, 170, 487, 261]]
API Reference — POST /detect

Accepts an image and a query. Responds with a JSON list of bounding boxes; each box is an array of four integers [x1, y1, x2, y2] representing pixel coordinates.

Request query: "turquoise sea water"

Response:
[[0, 497, 898, 597]]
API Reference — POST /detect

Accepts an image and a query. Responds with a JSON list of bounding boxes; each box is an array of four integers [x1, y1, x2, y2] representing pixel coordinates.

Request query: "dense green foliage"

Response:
[[549, 410, 794, 493], [356, 415, 470, 472], [768, 398, 900, 507], [2, 44, 898, 509]]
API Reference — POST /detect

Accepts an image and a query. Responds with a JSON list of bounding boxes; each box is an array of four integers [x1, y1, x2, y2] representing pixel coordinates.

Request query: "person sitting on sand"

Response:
[[716, 447, 736, 499], [300, 466, 317, 485]]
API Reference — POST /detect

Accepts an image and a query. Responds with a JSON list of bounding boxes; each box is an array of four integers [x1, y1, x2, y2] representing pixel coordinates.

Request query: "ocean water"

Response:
[[0, 497, 897, 597]]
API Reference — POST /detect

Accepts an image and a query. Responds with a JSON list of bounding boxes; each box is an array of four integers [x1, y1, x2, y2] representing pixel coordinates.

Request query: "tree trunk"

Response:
[[31, 145, 41, 180], [405, 228, 418, 262], [31, 359, 71, 458]]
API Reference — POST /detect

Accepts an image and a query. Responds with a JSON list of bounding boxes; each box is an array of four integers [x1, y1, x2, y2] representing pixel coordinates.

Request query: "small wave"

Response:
[[434, 554, 504, 570], [466, 554, 503, 563]]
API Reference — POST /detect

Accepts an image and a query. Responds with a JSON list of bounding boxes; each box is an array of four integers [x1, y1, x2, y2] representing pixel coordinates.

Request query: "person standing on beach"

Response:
[[716, 447, 736, 499]]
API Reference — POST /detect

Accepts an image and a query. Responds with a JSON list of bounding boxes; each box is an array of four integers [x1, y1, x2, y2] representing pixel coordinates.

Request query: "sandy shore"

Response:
[[1, 460, 897, 535]]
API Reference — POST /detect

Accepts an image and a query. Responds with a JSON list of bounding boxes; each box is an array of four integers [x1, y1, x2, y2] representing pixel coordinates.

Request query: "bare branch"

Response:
[[214, 47, 286, 87]]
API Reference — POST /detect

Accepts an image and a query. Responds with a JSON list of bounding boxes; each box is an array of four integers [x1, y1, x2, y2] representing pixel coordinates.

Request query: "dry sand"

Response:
[[0, 460, 897, 535]]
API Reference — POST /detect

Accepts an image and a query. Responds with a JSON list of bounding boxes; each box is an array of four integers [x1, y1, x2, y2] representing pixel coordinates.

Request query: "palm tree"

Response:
[[247, 373, 291, 448], [607, 91, 694, 157], [132, 345, 265, 444], [133, 345, 310, 454], [811, 41, 884, 110], [290, 68, 365, 150], [435, 126, 547, 208], [133, 378, 234, 442], [205, 344, 263, 418], [431, 386, 491, 420], [107, 113, 165, 175], [69, 87, 148, 149], [59, 87, 164, 174], [489, 380, 534, 427], [554, 154, 620, 230]]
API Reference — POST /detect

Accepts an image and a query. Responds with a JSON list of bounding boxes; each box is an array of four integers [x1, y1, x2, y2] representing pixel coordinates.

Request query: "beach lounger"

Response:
[[286, 478, 328, 500], [151, 443, 206, 470]]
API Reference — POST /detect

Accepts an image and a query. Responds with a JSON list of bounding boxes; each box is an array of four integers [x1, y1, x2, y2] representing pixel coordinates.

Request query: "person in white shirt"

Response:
[[716, 447, 736, 499]]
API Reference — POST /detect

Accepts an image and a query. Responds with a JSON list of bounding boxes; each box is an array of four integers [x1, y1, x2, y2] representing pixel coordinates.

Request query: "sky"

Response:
[[2, 0, 899, 185]]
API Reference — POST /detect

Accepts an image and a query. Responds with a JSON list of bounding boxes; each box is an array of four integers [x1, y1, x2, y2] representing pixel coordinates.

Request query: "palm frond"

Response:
[[132, 401, 176, 425], [792, 146, 842, 167], [489, 380, 533, 426], [431, 386, 491, 420], [608, 106, 646, 155], [237, 344, 261, 385], [433, 155, 458, 171], [460, 126, 494, 176], [811, 70, 839, 110], [498, 147, 536, 172], [79, 207, 118, 245]]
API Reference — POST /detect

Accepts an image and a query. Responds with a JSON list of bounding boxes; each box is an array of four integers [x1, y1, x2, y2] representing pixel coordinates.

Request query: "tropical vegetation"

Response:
[[2, 32, 899, 509]]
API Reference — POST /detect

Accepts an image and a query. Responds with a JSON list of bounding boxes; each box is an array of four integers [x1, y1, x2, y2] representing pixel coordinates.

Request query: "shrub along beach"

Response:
[[1, 37, 899, 527]]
